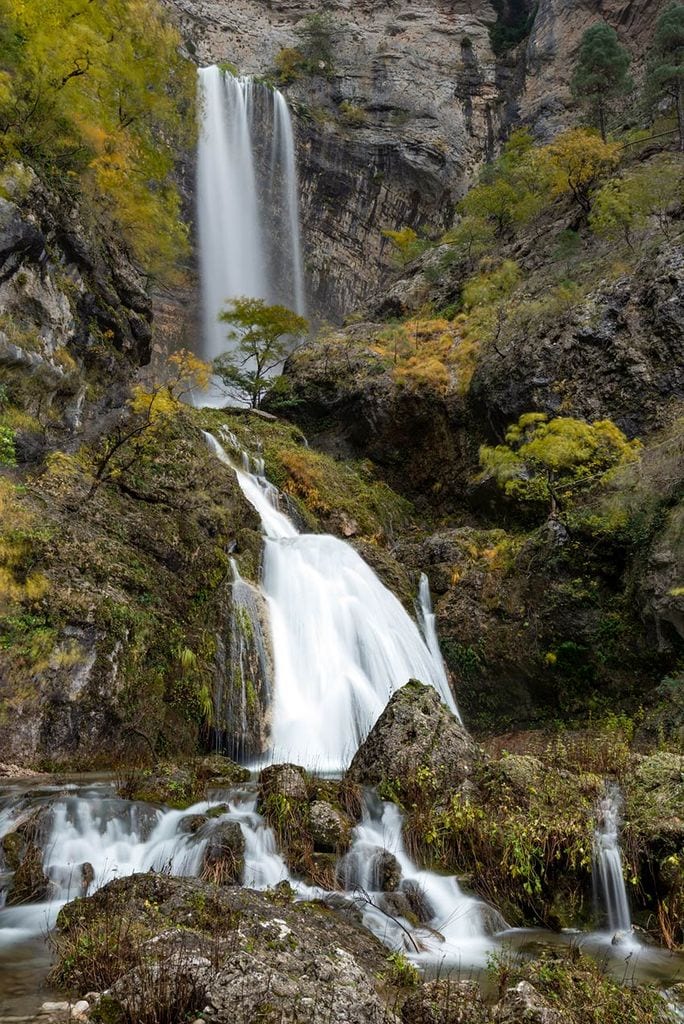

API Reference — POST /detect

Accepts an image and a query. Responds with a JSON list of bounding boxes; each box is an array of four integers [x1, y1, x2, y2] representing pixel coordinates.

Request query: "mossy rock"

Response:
[[195, 755, 250, 787]]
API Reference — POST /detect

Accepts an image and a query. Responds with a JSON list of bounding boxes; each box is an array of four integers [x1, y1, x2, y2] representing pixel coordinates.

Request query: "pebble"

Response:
[[71, 1002, 90, 1020]]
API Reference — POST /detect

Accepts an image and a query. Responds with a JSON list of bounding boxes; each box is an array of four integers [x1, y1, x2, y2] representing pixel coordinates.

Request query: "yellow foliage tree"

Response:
[[0, 0, 196, 277], [87, 350, 210, 499], [543, 129, 620, 213]]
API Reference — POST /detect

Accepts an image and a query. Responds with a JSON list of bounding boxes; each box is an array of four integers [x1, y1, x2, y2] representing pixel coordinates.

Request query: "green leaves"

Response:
[[571, 21, 632, 138], [215, 298, 309, 408], [480, 413, 641, 517]]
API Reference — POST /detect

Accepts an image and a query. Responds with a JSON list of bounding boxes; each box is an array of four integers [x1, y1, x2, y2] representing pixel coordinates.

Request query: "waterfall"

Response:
[[340, 796, 503, 963], [197, 66, 306, 368], [593, 782, 633, 939], [204, 431, 461, 772]]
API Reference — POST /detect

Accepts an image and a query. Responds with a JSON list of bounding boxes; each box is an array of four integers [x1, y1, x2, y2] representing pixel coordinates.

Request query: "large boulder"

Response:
[[347, 681, 481, 800], [201, 821, 246, 885], [308, 800, 353, 852], [53, 873, 400, 1024]]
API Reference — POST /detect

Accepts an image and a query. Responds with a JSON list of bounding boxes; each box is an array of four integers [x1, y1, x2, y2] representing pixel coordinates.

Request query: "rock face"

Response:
[[162, 0, 662, 319], [470, 245, 684, 439], [348, 680, 480, 795]]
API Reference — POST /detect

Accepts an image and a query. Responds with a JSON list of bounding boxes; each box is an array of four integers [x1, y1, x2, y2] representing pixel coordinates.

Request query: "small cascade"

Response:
[[197, 66, 306, 370], [340, 796, 502, 965], [0, 783, 290, 948], [205, 431, 461, 772], [418, 573, 462, 724], [593, 782, 633, 939]]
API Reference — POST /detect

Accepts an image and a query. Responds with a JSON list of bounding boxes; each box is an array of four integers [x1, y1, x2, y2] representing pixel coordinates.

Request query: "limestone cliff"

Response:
[[162, 0, 666, 319]]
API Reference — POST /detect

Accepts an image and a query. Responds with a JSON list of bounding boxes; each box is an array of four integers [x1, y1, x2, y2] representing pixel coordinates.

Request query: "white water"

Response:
[[341, 796, 501, 965], [205, 430, 460, 771], [593, 783, 633, 939], [197, 67, 305, 368]]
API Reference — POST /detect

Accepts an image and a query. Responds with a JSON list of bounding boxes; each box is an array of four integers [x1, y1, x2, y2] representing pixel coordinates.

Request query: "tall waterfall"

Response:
[[593, 782, 633, 938], [197, 67, 306, 365], [204, 432, 460, 772]]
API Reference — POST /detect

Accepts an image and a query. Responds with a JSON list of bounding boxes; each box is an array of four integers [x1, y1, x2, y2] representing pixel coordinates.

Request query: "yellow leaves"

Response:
[[167, 349, 212, 394], [543, 128, 620, 210]]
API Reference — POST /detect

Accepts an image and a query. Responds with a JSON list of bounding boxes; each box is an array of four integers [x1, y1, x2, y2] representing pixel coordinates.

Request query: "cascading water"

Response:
[[204, 430, 460, 771], [593, 782, 633, 939], [197, 66, 306, 368], [340, 795, 502, 964]]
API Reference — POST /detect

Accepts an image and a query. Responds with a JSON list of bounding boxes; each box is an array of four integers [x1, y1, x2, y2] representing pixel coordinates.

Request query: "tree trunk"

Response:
[[677, 81, 684, 153], [598, 98, 607, 142]]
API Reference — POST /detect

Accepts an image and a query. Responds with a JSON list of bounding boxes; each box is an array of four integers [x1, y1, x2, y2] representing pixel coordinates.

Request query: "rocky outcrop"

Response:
[[201, 820, 246, 884], [470, 245, 684, 440], [348, 680, 480, 797], [54, 873, 400, 1024]]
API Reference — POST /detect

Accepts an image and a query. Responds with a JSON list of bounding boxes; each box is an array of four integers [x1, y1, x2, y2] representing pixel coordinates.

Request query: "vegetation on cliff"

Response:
[[0, 0, 195, 277]]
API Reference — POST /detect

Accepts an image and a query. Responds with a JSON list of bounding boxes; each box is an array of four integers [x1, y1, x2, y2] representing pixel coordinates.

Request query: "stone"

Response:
[[195, 755, 250, 787], [259, 762, 308, 804], [347, 681, 481, 797], [201, 821, 246, 885], [493, 980, 569, 1024], [308, 800, 352, 852], [180, 814, 209, 835]]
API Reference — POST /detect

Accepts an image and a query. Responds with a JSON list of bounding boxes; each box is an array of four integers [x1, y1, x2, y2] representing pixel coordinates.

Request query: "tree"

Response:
[[571, 22, 633, 140], [458, 130, 556, 237], [645, 2, 684, 151], [544, 129, 620, 213], [480, 412, 640, 518], [87, 350, 210, 501], [589, 157, 683, 244], [214, 298, 309, 409]]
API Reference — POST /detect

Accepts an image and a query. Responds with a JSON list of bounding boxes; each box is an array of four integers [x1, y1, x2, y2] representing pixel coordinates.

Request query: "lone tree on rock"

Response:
[[645, 2, 684, 151], [214, 297, 309, 409], [571, 22, 632, 140], [479, 413, 641, 520]]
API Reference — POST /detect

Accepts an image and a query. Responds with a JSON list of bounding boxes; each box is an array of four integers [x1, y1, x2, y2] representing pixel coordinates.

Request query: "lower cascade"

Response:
[[593, 782, 634, 940], [204, 429, 460, 771]]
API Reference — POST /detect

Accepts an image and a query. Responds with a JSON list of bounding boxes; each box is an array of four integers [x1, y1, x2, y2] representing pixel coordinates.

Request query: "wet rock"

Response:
[[201, 821, 245, 885], [400, 880, 435, 924], [259, 762, 308, 804], [493, 980, 569, 1023], [308, 800, 352, 852], [401, 979, 488, 1024], [180, 814, 209, 835], [195, 754, 250, 788], [79, 862, 94, 896], [126, 763, 197, 808], [348, 681, 481, 799], [6, 841, 50, 905]]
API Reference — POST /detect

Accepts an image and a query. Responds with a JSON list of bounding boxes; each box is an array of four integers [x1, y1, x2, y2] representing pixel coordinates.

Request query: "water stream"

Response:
[[593, 782, 634, 940], [204, 429, 460, 771]]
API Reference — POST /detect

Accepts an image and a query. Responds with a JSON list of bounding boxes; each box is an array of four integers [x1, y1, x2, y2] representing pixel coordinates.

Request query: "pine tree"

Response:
[[571, 22, 633, 140], [646, 2, 684, 151]]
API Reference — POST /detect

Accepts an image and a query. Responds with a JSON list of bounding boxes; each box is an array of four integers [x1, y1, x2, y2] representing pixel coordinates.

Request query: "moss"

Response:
[[198, 409, 413, 543]]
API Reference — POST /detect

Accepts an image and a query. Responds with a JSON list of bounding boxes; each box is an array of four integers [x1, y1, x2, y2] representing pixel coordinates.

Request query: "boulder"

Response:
[[259, 763, 308, 805], [347, 681, 481, 799], [493, 980, 570, 1024], [308, 800, 352, 852], [54, 873, 399, 1023], [201, 821, 245, 885], [195, 754, 250, 788], [180, 814, 209, 835]]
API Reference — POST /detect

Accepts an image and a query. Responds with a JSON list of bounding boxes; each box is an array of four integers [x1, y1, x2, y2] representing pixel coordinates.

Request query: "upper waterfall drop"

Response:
[[196, 66, 306, 365]]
